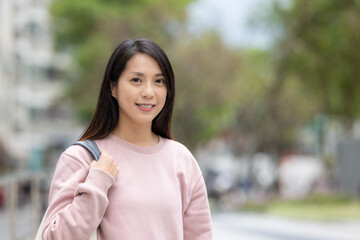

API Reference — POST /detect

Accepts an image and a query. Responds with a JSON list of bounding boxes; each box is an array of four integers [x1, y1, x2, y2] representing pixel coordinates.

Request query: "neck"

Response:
[[112, 121, 158, 147]]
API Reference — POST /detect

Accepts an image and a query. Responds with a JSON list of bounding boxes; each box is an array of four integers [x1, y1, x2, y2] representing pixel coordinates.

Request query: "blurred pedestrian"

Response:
[[40, 38, 212, 239]]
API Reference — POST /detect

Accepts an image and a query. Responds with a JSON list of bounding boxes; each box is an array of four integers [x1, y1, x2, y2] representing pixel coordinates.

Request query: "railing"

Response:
[[0, 170, 51, 240]]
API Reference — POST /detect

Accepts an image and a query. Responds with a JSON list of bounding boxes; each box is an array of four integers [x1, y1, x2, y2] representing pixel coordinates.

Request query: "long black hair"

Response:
[[79, 38, 175, 141]]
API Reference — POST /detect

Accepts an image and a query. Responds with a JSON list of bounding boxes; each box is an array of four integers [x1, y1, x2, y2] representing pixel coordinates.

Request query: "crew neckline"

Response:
[[108, 134, 165, 154]]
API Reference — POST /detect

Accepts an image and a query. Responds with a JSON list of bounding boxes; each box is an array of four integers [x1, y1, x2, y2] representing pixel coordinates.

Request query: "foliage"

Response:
[[267, 194, 360, 221], [269, 0, 360, 132], [241, 194, 360, 221], [237, 0, 360, 154], [170, 34, 241, 147], [227, 47, 319, 154]]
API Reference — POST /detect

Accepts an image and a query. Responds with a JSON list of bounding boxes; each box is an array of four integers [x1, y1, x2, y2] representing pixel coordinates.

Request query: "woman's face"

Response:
[[111, 53, 167, 128]]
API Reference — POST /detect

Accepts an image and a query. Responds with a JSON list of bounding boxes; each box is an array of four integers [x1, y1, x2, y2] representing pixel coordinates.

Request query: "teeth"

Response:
[[139, 104, 153, 108]]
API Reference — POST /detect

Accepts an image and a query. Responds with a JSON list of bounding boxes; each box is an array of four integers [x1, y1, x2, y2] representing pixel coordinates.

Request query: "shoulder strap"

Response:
[[72, 139, 101, 161]]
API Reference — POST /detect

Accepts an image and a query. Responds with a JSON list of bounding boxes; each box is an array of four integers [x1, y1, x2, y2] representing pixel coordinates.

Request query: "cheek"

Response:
[[117, 85, 135, 105], [160, 90, 167, 106], [118, 94, 133, 108]]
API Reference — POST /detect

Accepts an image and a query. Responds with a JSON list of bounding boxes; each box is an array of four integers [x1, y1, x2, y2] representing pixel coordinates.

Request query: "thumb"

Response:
[[101, 149, 108, 155], [90, 160, 97, 168]]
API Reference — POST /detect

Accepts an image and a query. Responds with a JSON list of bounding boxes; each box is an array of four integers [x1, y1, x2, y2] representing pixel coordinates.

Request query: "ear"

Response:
[[110, 82, 117, 99]]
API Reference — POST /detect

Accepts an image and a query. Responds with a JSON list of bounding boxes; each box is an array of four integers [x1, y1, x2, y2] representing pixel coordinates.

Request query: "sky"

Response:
[[187, 0, 276, 49]]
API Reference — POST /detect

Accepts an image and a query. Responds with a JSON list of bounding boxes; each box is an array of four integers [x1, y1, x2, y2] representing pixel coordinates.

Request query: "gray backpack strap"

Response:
[[72, 139, 101, 161]]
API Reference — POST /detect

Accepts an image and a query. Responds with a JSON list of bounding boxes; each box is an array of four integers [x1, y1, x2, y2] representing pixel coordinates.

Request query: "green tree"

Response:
[[232, 48, 319, 155], [169, 34, 242, 148], [269, 0, 360, 133]]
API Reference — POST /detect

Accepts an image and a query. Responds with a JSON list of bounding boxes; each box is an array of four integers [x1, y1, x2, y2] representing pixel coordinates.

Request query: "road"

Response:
[[212, 211, 360, 240]]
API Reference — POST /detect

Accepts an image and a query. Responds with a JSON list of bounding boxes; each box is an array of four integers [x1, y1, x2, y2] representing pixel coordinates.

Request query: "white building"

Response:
[[0, 0, 82, 171]]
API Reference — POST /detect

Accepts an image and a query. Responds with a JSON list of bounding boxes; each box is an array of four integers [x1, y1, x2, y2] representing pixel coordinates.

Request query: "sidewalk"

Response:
[[3, 205, 360, 240], [0, 204, 39, 240], [212, 211, 360, 240]]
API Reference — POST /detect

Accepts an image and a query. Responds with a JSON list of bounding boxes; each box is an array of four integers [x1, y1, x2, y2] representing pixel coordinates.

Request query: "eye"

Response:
[[131, 77, 141, 83], [155, 78, 165, 84]]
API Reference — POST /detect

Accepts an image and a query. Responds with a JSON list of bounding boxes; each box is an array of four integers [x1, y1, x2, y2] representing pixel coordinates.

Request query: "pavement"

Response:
[[1, 205, 360, 240], [212, 211, 360, 240], [0, 204, 35, 240]]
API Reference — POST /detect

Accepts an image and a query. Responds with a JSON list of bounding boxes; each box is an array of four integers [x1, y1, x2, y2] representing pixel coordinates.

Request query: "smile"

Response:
[[136, 104, 155, 111]]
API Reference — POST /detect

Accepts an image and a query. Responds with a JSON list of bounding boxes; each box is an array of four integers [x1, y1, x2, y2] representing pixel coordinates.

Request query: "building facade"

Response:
[[0, 0, 81, 172]]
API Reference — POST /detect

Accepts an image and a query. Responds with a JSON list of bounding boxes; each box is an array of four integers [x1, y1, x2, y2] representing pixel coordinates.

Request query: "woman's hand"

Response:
[[90, 150, 119, 179]]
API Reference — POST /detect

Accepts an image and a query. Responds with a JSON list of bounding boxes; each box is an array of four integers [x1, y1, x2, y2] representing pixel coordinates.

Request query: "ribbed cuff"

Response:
[[86, 167, 115, 194]]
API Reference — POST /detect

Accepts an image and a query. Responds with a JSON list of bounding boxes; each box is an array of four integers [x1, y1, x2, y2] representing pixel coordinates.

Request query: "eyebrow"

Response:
[[130, 72, 164, 77]]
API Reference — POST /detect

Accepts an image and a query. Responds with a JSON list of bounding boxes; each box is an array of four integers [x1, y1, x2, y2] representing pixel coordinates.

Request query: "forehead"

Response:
[[124, 53, 162, 73]]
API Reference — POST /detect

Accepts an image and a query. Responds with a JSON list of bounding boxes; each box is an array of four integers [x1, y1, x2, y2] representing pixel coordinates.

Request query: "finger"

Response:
[[101, 149, 108, 155], [115, 168, 120, 177], [90, 160, 97, 168]]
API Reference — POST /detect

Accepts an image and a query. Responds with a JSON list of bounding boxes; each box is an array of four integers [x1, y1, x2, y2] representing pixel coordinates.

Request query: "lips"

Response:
[[136, 103, 155, 111], [136, 104, 155, 108]]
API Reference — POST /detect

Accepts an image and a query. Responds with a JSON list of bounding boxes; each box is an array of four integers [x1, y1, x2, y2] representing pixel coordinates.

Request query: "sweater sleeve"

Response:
[[42, 147, 115, 240], [183, 175, 213, 240]]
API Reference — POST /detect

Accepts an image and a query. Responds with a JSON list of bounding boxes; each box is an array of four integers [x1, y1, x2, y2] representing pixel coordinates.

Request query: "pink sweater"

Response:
[[42, 134, 212, 239]]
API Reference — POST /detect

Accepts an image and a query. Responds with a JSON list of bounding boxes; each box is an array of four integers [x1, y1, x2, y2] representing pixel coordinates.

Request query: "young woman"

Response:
[[41, 38, 213, 239]]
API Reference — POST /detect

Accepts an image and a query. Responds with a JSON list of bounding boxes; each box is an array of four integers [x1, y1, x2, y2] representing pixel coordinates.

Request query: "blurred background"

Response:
[[1, 0, 360, 239]]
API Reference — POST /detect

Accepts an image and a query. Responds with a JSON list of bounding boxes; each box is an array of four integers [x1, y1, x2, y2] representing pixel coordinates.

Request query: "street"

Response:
[[212, 211, 360, 240]]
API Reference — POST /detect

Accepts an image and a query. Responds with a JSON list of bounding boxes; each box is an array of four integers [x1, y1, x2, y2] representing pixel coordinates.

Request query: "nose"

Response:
[[142, 82, 154, 98]]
